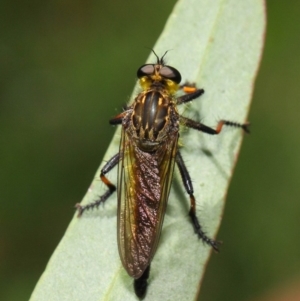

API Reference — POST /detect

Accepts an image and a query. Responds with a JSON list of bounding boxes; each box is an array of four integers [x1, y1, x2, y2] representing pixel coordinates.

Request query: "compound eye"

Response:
[[137, 64, 155, 78], [159, 66, 181, 83]]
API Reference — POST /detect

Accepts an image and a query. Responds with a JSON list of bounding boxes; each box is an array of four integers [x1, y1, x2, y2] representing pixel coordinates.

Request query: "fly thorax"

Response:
[[132, 91, 173, 142]]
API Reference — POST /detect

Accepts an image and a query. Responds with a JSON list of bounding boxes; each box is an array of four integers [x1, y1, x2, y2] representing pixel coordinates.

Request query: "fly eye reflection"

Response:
[[137, 64, 155, 78], [160, 66, 181, 83], [137, 64, 182, 84]]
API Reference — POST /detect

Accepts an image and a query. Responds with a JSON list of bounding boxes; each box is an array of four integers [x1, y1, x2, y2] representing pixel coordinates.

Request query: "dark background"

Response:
[[1, 1, 300, 300]]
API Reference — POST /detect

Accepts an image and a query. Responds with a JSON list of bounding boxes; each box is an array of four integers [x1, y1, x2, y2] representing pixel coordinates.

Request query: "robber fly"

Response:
[[76, 51, 249, 299]]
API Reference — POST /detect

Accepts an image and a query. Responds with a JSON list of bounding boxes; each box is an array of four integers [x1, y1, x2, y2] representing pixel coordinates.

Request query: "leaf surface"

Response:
[[29, 0, 265, 300]]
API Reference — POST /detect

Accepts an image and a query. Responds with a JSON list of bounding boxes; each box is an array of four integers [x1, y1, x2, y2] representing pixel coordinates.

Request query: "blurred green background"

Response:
[[1, 1, 300, 300]]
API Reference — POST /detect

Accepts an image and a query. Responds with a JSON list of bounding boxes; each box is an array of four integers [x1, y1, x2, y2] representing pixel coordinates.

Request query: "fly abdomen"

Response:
[[132, 91, 170, 140]]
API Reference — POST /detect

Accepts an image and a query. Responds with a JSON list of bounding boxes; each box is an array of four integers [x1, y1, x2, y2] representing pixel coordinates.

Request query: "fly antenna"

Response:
[[160, 50, 170, 65], [151, 49, 160, 64]]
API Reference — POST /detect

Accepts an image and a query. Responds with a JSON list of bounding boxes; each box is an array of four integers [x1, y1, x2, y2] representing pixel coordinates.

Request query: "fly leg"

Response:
[[175, 151, 220, 252], [180, 116, 250, 134], [75, 153, 120, 217], [134, 265, 150, 299], [177, 84, 250, 133], [176, 87, 204, 105]]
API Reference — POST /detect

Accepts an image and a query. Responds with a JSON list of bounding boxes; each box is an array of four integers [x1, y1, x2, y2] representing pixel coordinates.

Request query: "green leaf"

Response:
[[29, 0, 265, 300]]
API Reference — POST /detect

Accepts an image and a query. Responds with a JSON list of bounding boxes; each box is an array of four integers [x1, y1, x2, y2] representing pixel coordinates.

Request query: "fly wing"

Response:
[[117, 128, 178, 278]]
